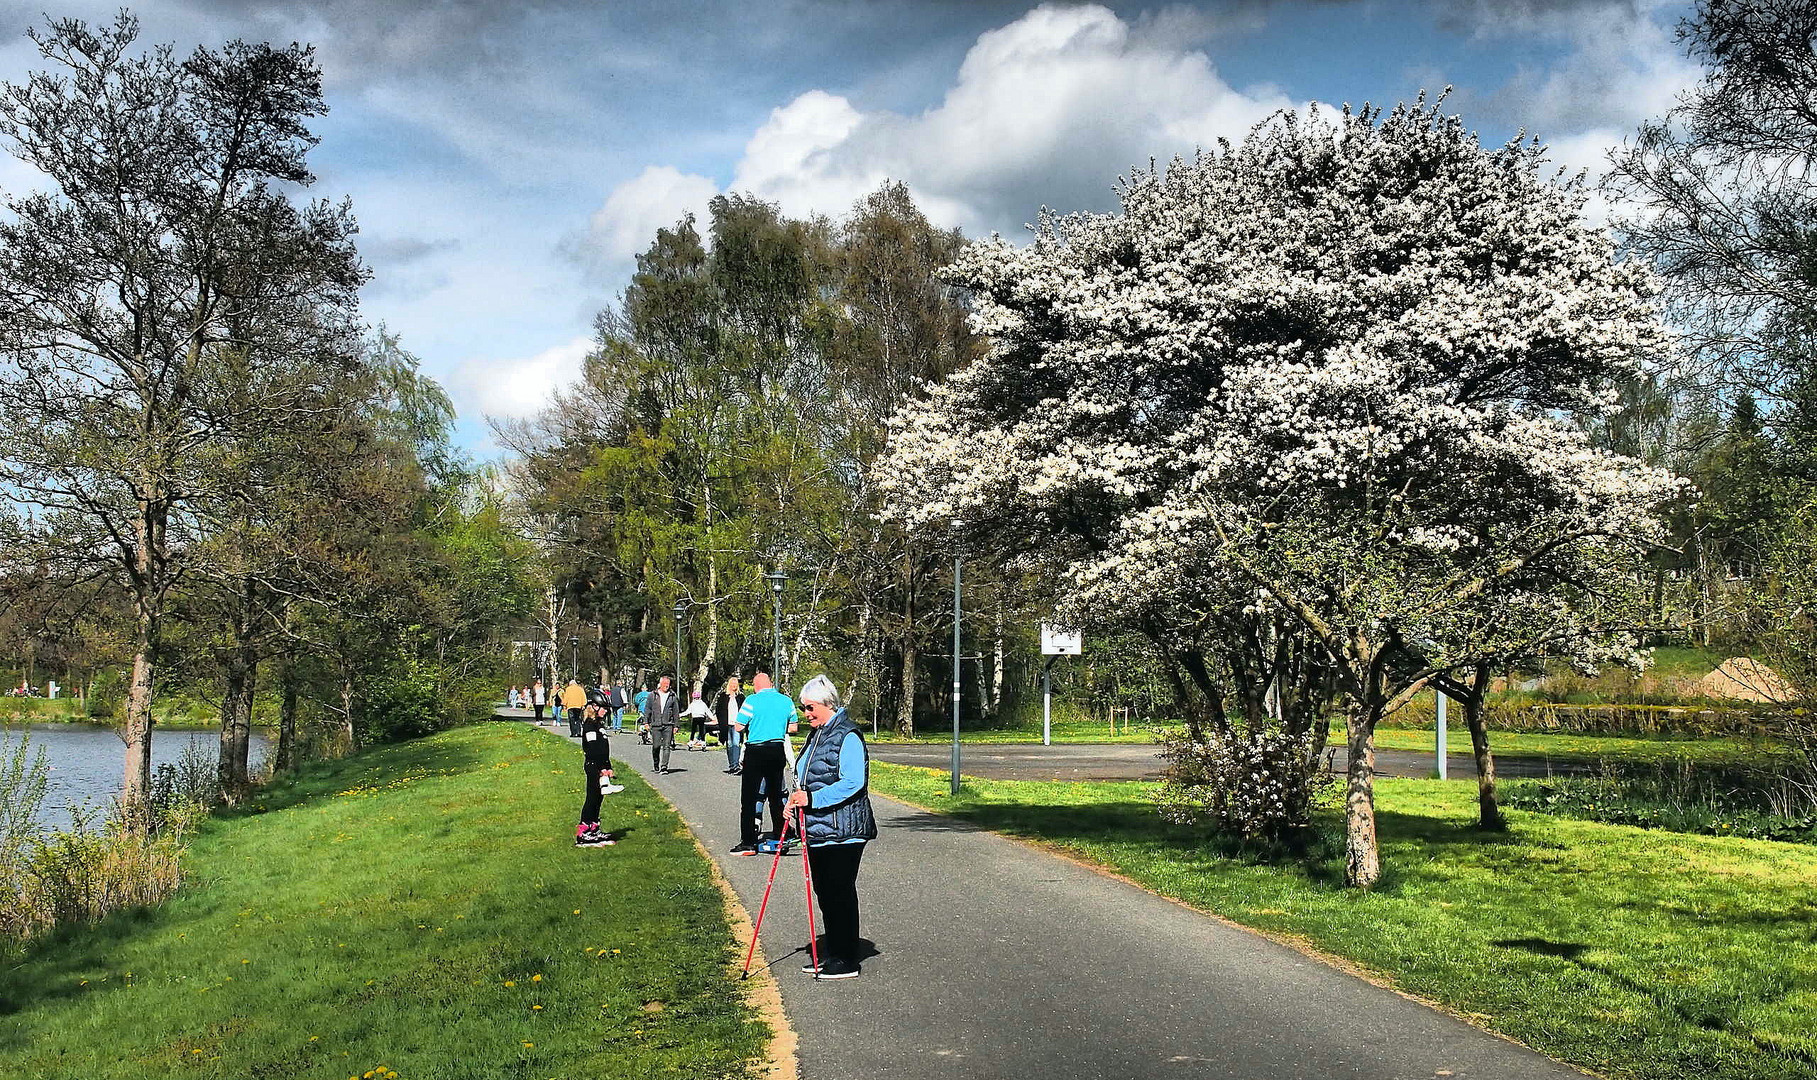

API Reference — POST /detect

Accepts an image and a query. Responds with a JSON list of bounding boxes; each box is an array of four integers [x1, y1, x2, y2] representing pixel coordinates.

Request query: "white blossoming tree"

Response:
[[878, 101, 1681, 888]]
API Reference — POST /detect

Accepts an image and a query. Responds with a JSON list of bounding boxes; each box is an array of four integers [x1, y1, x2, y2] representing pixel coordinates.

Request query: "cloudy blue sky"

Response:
[[0, 1, 1701, 454]]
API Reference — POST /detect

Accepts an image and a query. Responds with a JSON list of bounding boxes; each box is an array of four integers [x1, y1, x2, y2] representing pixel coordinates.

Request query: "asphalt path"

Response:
[[529, 718, 1590, 1080]]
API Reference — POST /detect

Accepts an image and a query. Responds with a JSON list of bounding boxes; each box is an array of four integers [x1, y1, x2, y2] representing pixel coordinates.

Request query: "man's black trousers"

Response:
[[739, 740, 787, 845]]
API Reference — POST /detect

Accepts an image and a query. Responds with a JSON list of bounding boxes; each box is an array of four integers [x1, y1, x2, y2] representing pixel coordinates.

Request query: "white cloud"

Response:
[[578, 2, 1293, 275], [452, 335, 593, 421], [1467, 1, 1699, 173], [744, 3, 1294, 230], [584, 164, 719, 267]]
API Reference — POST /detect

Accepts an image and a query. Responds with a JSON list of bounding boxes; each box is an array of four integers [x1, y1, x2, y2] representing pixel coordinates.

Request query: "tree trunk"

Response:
[[276, 645, 298, 774], [1343, 701, 1382, 890], [1464, 665, 1504, 831], [896, 548, 918, 736], [696, 553, 719, 694], [218, 579, 258, 804], [990, 601, 1005, 716], [897, 638, 918, 738], [219, 654, 248, 802], [121, 606, 158, 834], [847, 593, 875, 708], [339, 663, 356, 751]]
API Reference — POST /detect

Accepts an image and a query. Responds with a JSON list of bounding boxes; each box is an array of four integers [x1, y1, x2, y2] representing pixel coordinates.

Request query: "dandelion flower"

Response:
[[531, 974, 542, 982], [504, 980, 516, 987]]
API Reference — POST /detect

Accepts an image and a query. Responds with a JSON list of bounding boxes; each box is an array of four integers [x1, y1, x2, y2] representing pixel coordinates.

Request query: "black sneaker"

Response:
[[800, 959, 821, 974], [729, 842, 757, 855], [814, 957, 860, 980]]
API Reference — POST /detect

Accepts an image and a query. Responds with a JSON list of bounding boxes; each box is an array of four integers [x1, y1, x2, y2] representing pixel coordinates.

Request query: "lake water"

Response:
[[4, 723, 270, 831]]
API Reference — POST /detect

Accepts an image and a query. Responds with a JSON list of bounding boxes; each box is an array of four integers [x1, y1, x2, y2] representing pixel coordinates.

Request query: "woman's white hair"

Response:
[[798, 674, 841, 709]]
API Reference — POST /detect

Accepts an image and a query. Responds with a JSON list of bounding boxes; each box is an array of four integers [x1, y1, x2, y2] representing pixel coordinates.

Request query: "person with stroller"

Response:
[[684, 690, 712, 751]]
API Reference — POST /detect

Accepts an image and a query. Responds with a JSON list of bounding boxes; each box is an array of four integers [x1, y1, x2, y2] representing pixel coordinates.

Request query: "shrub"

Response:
[[1, 733, 202, 949], [1503, 755, 1817, 844], [361, 660, 446, 743], [149, 740, 221, 819], [0, 734, 49, 942], [1155, 728, 1333, 848]]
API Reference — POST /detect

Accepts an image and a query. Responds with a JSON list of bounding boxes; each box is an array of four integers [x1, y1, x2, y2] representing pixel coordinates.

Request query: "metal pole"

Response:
[[772, 590, 784, 690], [951, 556, 962, 797], [1436, 688, 1448, 780], [1043, 660, 1052, 747]]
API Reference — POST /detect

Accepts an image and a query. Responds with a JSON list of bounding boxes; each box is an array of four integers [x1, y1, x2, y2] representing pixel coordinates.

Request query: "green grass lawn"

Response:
[[871, 716, 1769, 763], [867, 763, 1817, 1080], [0, 723, 769, 1080], [1370, 725, 1778, 765]]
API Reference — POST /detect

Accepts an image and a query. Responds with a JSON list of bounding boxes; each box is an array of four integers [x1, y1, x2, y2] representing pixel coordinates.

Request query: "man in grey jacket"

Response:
[[645, 674, 680, 773]]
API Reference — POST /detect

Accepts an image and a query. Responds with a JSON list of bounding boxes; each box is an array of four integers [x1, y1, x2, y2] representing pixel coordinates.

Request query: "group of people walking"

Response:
[[534, 666, 875, 980]]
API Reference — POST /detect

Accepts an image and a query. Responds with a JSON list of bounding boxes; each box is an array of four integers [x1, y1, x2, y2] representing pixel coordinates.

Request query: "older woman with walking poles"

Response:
[[785, 674, 875, 980]]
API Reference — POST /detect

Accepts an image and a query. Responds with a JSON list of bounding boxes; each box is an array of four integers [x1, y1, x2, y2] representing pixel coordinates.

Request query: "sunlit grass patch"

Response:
[[869, 762, 1817, 1080]]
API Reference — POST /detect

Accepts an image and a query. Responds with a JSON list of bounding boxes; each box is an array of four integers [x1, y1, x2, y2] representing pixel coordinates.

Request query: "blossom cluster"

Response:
[[877, 102, 1680, 668]]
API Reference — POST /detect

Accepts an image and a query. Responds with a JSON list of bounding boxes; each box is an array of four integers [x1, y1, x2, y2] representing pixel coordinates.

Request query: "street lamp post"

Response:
[[951, 554, 962, 797], [672, 600, 688, 693], [764, 570, 787, 688]]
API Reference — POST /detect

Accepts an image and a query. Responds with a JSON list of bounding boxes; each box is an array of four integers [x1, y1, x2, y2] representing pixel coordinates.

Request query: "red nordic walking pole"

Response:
[[739, 810, 793, 979], [799, 806, 821, 977]]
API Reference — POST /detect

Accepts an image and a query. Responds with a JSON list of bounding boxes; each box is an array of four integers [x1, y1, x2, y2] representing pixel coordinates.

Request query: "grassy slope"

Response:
[[0, 723, 767, 1080], [868, 763, 1817, 1080]]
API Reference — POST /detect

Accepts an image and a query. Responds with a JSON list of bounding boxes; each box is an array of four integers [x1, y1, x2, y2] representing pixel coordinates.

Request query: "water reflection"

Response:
[[4, 723, 271, 830]]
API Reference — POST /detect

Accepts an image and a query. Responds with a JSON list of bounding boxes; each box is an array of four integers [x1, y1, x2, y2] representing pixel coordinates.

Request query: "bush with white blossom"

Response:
[[1156, 727, 1333, 848]]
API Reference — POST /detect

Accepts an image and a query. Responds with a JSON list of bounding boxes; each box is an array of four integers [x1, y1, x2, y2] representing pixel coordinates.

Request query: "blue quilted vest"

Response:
[[801, 709, 877, 845]]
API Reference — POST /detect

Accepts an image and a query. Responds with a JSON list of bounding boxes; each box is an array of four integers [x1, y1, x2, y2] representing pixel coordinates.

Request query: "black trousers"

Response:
[[567, 707, 583, 737], [533, 703, 545, 722], [807, 841, 866, 963], [579, 765, 602, 826], [739, 741, 787, 845]]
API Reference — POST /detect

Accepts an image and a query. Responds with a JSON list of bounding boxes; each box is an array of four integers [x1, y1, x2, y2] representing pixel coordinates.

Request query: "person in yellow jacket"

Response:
[[561, 678, 588, 737]]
